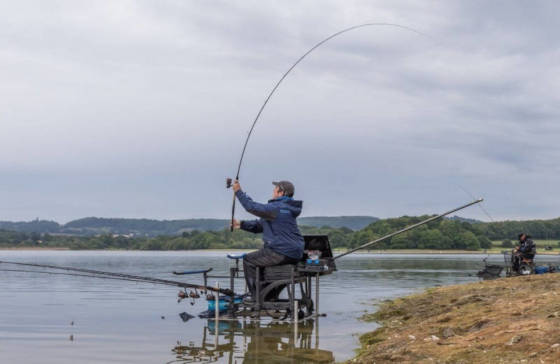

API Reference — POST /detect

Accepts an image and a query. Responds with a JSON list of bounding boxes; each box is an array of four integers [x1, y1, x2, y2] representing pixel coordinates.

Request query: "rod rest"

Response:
[[227, 253, 247, 260]]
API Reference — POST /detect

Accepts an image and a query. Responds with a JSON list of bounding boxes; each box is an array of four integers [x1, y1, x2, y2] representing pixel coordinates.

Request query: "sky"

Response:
[[1, 0, 559, 223]]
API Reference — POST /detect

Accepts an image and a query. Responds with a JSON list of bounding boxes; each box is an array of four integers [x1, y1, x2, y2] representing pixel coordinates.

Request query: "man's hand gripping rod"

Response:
[[333, 198, 484, 260]]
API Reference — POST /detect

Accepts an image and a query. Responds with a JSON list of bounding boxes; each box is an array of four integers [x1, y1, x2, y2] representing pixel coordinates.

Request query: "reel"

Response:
[[178, 289, 201, 305]]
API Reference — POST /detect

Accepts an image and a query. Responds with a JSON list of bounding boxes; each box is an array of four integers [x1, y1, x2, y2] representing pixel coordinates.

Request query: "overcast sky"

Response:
[[1, 1, 559, 223]]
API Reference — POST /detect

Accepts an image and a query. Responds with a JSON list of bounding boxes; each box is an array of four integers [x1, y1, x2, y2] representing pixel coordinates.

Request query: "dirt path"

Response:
[[353, 274, 560, 363]]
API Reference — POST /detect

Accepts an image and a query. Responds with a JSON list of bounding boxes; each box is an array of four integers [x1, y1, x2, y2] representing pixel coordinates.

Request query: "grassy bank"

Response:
[[492, 239, 560, 250], [353, 274, 560, 363]]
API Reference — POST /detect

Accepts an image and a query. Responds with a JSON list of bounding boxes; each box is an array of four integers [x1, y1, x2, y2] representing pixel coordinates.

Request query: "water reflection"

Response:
[[170, 319, 333, 364]]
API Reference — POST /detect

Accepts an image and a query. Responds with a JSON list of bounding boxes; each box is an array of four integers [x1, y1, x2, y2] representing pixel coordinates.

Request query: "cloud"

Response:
[[0, 0, 558, 222]]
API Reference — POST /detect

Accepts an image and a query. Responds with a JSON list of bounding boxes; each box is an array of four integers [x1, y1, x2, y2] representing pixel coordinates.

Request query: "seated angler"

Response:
[[512, 233, 536, 272], [231, 180, 304, 301]]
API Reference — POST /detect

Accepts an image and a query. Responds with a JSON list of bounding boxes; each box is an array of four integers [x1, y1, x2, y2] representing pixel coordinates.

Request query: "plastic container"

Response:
[[207, 295, 243, 313]]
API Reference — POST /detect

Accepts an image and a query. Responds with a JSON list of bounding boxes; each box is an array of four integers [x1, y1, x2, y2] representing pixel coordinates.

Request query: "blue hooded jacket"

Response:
[[236, 190, 304, 260]]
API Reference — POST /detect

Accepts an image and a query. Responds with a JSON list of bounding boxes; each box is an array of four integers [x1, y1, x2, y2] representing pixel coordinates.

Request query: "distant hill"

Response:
[[0, 215, 378, 236], [62, 217, 228, 236], [0, 219, 61, 233]]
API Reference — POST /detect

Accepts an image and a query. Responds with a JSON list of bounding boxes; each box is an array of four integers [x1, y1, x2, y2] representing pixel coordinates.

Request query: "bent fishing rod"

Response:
[[0, 261, 233, 296], [334, 198, 484, 260], [226, 23, 431, 231]]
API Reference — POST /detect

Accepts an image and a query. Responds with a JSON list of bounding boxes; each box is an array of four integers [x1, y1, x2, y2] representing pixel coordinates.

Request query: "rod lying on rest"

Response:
[[0, 261, 233, 296], [333, 198, 484, 260]]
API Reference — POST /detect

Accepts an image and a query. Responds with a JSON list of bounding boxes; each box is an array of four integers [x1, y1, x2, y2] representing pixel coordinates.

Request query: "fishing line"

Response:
[[229, 23, 433, 229], [457, 184, 495, 222]]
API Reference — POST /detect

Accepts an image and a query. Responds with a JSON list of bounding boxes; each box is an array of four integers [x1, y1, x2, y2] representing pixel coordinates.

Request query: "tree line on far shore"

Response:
[[476, 218, 560, 240], [0, 216, 378, 236], [0, 215, 496, 250], [3, 215, 560, 251]]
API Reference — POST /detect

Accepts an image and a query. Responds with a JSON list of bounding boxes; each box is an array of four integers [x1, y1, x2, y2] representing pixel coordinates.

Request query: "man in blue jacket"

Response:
[[232, 180, 304, 300]]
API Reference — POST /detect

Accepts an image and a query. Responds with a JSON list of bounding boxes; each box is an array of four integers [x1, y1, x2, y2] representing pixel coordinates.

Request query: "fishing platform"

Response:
[[179, 235, 336, 321]]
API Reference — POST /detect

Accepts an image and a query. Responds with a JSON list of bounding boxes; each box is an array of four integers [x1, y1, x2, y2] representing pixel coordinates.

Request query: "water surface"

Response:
[[1, 251, 558, 363]]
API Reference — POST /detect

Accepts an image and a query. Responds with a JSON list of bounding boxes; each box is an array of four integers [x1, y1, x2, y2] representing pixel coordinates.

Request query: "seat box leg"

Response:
[[256, 266, 262, 319]]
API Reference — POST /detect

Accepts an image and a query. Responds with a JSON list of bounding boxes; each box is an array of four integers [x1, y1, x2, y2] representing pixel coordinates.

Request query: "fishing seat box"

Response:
[[262, 235, 336, 281]]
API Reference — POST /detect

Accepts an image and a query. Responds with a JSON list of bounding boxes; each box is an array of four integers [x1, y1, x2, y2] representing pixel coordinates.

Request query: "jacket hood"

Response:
[[269, 196, 303, 217]]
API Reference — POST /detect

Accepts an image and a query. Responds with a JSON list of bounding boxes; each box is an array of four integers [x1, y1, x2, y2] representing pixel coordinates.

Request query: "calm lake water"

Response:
[[1, 251, 559, 363]]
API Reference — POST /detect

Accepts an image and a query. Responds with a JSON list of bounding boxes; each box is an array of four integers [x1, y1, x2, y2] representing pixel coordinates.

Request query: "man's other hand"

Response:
[[233, 180, 241, 193], [231, 219, 241, 230]]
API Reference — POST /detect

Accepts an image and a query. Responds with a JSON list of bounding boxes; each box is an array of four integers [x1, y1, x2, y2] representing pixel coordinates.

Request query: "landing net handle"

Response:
[[333, 198, 484, 260]]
